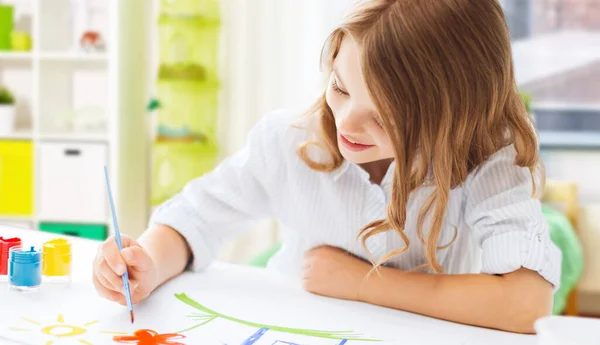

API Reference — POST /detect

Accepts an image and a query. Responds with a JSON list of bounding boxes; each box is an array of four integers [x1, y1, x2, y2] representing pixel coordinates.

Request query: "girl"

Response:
[[93, 0, 560, 334]]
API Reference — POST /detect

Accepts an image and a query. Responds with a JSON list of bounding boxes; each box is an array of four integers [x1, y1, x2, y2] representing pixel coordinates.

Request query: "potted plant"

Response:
[[0, 86, 16, 134]]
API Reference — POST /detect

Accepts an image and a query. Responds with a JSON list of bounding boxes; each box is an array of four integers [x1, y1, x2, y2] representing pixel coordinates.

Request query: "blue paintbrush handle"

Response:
[[122, 271, 133, 310], [104, 166, 134, 313]]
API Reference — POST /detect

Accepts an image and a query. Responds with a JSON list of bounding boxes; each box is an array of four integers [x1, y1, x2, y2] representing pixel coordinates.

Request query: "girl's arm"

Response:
[[137, 224, 192, 288], [359, 265, 553, 334], [303, 246, 553, 335], [401, 146, 558, 333], [147, 112, 292, 272]]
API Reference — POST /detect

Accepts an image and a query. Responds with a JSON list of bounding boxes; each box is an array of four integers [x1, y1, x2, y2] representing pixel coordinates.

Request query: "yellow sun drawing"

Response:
[[9, 314, 128, 345]]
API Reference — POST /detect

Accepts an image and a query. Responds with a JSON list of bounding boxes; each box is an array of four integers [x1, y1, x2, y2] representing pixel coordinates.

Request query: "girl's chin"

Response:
[[339, 147, 381, 164]]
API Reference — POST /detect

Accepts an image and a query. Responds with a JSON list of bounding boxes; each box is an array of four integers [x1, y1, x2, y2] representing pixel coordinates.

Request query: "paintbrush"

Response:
[[104, 166, 135, 324]]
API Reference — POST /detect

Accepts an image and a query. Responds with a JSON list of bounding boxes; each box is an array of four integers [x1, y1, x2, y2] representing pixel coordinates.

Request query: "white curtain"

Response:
[[216, 0, 354, 262]]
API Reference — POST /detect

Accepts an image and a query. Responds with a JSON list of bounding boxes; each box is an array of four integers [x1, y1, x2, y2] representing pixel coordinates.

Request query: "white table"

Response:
[[0, 226, 540, 345]]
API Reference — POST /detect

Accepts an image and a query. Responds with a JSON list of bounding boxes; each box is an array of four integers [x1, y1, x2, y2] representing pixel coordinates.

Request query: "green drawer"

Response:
[[39, 222, 107, 241]]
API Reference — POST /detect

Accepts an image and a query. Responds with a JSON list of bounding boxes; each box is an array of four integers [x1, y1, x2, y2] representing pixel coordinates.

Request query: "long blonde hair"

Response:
[[297, 0, 541, 272]]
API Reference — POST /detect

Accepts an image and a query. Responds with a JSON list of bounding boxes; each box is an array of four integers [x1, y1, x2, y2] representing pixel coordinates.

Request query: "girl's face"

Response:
[[326, 36, 394, 164]]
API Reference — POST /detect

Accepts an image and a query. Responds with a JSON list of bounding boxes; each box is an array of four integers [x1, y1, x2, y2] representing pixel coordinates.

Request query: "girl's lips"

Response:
[[339, 134, 374, 152]]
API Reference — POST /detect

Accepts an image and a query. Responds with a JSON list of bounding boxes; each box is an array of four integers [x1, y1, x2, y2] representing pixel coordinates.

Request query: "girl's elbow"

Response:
[[500, 268, 555, 334], [505, 285, 554, 333], [505, 302, 552, 334]]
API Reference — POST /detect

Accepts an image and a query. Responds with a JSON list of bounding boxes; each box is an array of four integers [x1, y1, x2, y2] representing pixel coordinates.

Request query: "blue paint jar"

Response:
[[9, 246, 42, 292]]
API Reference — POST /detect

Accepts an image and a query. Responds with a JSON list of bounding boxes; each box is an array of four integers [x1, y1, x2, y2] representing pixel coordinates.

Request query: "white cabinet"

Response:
[[38, 142, 107, 223]]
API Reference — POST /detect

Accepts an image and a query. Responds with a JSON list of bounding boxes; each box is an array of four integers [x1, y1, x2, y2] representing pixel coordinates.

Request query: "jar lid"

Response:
[[10, 246, 41, 264], [0, 237, 22, 254], [43, 238, 71, 257]]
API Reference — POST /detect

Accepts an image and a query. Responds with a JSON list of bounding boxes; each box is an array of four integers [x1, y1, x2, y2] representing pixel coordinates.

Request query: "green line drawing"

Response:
[[174, 293, 382, 342]]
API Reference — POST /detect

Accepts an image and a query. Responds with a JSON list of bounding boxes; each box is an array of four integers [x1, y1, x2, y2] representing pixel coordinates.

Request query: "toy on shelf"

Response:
[[147, 98, 161, 112], [159, 63, 206, 81], [147, 98, 207, 143], [158, 14, 220, 83], [79, 31, 105, 53], [156, 80, 219, 144], [156, 124, 208, 143], [0, 86, 16, 135], [71, 0, 108, 53], [11, 31, 32, 51], [0, 5, 13, 51]]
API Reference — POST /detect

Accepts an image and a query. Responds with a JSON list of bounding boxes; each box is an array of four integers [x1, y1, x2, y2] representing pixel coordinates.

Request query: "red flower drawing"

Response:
[[113, 329, 186, 345]]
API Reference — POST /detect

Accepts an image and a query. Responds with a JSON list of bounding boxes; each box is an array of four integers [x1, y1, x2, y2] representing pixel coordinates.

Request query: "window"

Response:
[[505, 0, 600, 148]]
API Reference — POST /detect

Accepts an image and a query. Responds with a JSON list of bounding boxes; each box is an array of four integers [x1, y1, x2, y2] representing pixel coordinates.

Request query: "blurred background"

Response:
[[0, 0, 597, 318]]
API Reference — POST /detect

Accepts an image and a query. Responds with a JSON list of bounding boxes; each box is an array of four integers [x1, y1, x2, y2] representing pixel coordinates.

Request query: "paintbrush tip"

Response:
[[130, 310, 135, 324]]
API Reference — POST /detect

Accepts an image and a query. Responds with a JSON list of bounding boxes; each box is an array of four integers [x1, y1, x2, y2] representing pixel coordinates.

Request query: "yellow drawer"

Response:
[[0, 141, 33, 215]]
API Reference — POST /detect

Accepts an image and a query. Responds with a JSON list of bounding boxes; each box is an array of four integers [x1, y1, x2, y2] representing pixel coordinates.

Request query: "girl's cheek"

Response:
[[378, 133, 394, 155]]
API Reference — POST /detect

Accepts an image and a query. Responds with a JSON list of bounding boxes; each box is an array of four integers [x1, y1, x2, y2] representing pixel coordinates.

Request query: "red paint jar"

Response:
[[0, 236, 22, 277]]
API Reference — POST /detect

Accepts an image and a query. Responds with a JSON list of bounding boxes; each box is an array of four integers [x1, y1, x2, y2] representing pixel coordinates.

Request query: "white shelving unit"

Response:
[[0, 0, 151, 239], [0, 52, 33, 60]]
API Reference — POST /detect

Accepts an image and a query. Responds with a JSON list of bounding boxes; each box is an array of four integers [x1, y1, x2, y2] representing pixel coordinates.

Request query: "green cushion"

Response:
[[542, 204, 585, 314]]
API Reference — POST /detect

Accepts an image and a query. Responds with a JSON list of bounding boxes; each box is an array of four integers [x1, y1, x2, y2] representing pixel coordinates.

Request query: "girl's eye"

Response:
[[331, 77, 349, 96], [373, 116, 384, 128]]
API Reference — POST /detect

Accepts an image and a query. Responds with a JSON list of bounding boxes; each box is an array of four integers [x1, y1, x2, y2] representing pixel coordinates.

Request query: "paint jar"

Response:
[[42, 238, 72, 283], [9, 245, 42, 292], [0, 236, 22, 281]]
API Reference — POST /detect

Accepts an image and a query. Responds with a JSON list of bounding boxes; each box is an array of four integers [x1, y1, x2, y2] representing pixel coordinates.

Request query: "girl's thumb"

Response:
[[122, 247, 135, 263]]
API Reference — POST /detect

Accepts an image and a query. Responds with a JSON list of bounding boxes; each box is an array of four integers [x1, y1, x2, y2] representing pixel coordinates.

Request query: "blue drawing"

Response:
[[238, 328, 349, 345], [241, 328, 269, 345]]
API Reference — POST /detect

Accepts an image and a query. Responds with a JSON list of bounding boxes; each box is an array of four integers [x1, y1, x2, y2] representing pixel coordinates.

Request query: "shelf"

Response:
[[0, 215, 33, 222], [39, 132, 107, 143], [0, 1, 150, 240], [0, 131, 34, 140], [0, 52, 34, 61], [40, 52, 108, 62]]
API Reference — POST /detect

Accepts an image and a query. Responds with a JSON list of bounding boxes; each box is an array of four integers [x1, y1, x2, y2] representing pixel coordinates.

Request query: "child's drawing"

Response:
[[7, 295, 380, 345], [8, 314, 116, 345], [174, 293, 381, 344], [112, 329, 186, 345]]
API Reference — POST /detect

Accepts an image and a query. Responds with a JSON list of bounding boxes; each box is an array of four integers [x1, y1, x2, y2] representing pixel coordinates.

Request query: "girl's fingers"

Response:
[[93, 273, 126, 305], [98, 259, 124, 292]]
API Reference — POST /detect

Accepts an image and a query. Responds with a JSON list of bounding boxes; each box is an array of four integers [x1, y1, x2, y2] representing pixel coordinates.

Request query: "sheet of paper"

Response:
[[0, 265, 537, 345]]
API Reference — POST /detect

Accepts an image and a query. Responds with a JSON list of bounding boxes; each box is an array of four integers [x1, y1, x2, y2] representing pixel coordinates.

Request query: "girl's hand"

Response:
[[92, 234, 158, 306], [302, 245, 372, 301]]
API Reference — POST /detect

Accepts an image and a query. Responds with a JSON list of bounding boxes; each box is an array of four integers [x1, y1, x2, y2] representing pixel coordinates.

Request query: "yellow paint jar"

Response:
[[42, 238, 72, 283]]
